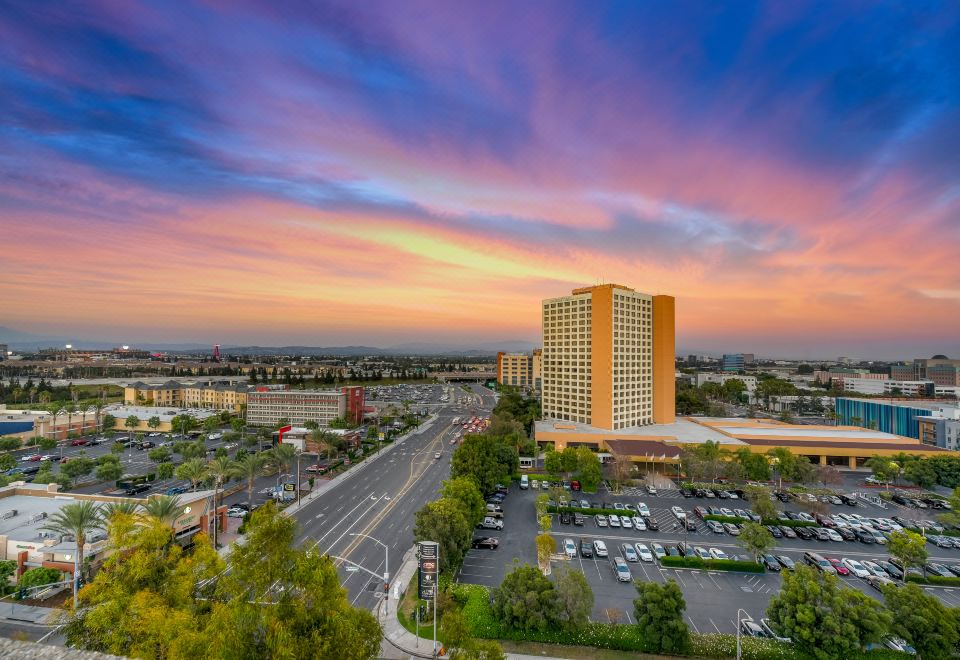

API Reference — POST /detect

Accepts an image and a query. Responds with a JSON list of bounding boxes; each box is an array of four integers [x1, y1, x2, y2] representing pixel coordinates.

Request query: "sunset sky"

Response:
[[2, 2, 958, 358]]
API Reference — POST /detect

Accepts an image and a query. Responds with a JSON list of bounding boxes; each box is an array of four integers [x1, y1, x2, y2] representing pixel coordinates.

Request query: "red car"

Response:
[[828, 558, 850, 576], [70, 439, 89, 446]]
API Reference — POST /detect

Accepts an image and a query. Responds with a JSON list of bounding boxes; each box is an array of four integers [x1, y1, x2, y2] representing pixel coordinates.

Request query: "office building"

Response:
[[0, 344, 7, 361], [890, 363, 914, 381], [246, 387, 365, 428], [124, 380, 253, 413], [541, 283, 674, 430], [841, 378, 934, 397], [722, 354, 745, 372], [695, 372, 757, 393], [917, 408, 960, 450], [837, 397, 960, 449], [496, 351, 539, 389]]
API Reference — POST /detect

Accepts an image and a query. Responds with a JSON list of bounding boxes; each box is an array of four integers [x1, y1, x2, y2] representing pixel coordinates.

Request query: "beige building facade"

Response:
[[541, 284, 675, 431]]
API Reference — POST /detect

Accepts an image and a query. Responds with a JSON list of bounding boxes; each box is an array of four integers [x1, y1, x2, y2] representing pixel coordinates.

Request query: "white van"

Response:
[[520, 474, 529, 489]]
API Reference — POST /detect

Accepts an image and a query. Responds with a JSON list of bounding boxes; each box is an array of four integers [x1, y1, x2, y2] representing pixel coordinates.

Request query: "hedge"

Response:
[[905, 526, 960, 537], [702, 514, 818, 528], [547, 505, 650, 518], [451, 582, 797, 659], [659, 555, 765, 573], [906, 574, 960, 586]]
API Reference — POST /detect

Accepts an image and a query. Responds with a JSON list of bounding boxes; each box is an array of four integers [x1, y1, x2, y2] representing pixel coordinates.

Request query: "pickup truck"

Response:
[[476, 517, 504, 530]]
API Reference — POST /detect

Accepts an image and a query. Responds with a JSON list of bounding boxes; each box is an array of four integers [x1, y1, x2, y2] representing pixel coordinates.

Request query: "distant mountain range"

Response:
[[0, 326, 538, 357]]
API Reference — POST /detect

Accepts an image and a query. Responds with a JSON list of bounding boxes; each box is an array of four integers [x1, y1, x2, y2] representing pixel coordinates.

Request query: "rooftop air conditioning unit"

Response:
[[1, 510, 17, 519], [30, 512, 47, 523]]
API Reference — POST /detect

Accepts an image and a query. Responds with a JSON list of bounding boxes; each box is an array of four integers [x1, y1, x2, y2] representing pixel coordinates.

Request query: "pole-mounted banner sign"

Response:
[[418, 541, 439, 600]]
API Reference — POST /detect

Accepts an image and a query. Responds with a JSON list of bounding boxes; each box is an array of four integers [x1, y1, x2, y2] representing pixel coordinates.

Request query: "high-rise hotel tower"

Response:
[[541, 284, 675, 430]]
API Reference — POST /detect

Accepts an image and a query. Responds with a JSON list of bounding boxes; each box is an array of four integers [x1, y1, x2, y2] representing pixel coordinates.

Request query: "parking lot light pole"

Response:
[[736, 608, 750, 660], [349, 533, 389, 597]]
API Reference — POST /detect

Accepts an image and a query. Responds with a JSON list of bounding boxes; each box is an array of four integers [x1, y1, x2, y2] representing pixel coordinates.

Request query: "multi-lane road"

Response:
[[290, 383, 496, 611]]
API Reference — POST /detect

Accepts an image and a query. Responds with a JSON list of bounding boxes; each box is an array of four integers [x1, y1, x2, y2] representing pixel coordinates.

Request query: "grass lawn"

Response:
[[499, 640, 680, 660]]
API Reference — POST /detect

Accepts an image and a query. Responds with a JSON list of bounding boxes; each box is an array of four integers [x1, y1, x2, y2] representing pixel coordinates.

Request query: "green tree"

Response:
[[737, 522, 775, 560], [904, 459, 937, 489], [491, 563, 559, 632], [0, 454, 15, 472], [450, 434, 518, 495], [544, 450, 563, 475], [147, 446, 172, 464], [574, 446, 602, 491], [169, 414, 195, 435], [413, 499, 473, 572], [41, 500, 103, 609], [440, 477, 486, 526], [268, 442, 297, 481], [0, 559, 16, 592], [124, 415, 140, 433], [157, 461, 175, 480], [553, 566, 593, 631], [743, 485, 777, 521], [96, 461, 123, 482], [236, 453, 268, 509], [142, 495, 185, 528], [866, 455, 897, 486], [202, 416, 220, 434], [883, 582, 960, 659], [101, 413, 117, 431], [147, 416, 161, 432], [175, 458, 208, 492], [60, 456, 95, 481], [38, 436, 57, 451], [19, 567, 65, 590], [767, 564, 891, 660], [633, 579, 691, 655], [887, 530, 928, 582], [735, 447, 770, 481], [535, 533, 555, 569]]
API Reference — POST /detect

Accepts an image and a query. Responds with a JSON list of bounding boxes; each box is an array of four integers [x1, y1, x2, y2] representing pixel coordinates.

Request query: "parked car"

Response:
[[723, 522, 741, 536], [707, 520, 725, 534], [842, 558, 870, 578], [876, 560, 903, 580], [766, 525, 783, 538], [593, 540, 608, 557], [477, 517, 503, 530], [70, 439, 89, 446], [573, 513, 584, 526], [564, 538, 577, 558], [760, 619, 791, 643], [694, 546, 710, 560], [643, 515, 659, 531], [779, 525, 798, 539], [710, 547, 729, 561], [776, 555, 796, 570], [635, 543, 654, 562], [621, 544, 639, 562], [559, 511, 571, 525], [651, 543, 666, 559], [580, 540, 594, 558], [595, 514, 608, 527], [614, 557, 632, 582], [472, 537, 500, 550], [740, 620, 769, 638], [608, 515, 621, 528], [867, 575, 895, 591]]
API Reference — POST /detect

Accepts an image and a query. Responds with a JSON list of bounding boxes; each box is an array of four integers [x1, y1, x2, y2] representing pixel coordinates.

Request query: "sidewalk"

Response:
[[377, 549, 571, 660], [0, 602, 58, 624]]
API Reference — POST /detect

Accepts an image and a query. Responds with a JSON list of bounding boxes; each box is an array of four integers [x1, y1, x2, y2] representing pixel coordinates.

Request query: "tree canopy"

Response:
[[633, 579, 691, 655]]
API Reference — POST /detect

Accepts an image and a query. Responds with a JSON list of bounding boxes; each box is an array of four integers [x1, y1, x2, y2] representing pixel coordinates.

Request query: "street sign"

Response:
[[378, 432, 385, 442], [418, 541, 439, 600], [283, 483, 295, 492], [345, 565, 359, 573]]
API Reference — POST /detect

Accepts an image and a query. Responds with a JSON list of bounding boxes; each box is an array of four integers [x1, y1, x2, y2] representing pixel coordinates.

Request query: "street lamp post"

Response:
[[349, 533, 389, 596], [736, 608, 750, 660]]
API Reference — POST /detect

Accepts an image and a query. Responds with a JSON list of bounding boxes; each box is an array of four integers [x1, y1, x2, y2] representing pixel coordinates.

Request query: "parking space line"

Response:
[[710, 618, 721, 633]]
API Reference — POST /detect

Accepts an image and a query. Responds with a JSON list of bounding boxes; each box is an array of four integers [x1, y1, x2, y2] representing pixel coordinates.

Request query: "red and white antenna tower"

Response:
[[213, 344, 221, 362]]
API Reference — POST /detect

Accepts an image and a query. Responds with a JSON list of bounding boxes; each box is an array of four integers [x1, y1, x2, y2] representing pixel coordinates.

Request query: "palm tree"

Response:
[[236, 453, 268, 509], [142, 495, 185, 528], [269, 443, 297, 482], [206, 456, 239, 547], [100, 500, 140, 522], [80, 404, 94, 436], [175, 458, 207, 491], [93, 401, 106, 435], [47, 403, 64, 442], [41, 500, 102, 609], [65, 403, 77, 437]]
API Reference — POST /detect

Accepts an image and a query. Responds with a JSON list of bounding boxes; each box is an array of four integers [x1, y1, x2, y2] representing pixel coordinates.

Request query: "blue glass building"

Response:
[[835, 398, 932, 439]]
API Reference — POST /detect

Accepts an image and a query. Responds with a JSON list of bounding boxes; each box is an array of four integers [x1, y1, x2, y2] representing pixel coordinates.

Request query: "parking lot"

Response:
[[458, 473, 960, 634]]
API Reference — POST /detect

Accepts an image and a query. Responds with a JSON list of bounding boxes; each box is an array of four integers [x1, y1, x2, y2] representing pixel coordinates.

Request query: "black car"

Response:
[[892, 494, 910, 506], [680, 489, 693, 498], [857, 530, 876, 544], [580, 540, 594, 558], [794, 526, 815, 540], [643, 515, 659, 531], [759, 554, 781, 571], [573, 513, 585, 526], [472, 537, 499, 550], [694, 489, 706, 497], [676, 542, 690, 557], [684, 518, 697, 531], [877, 560, 903, 580], [775, 491, 791, 502], [139, 441, 155, 450], [836, 527, 857, 541], [559, 511, 571, 524], [779, 525, 798, 539], [766, 525, 783, 538]]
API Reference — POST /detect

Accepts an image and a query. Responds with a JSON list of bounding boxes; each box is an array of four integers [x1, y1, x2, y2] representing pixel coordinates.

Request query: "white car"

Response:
[[861, 560, 887, 578], [594, 540, 608, 557], [635, 543, 654, 562], [637, 502, 651, 517], [595, 514, 608, 527], [564, 538, 577, 558], [671, 506, 686, 520], [531, 480, 540, 490], [825, 529, 843, 542], [631, 516, 647, 531], [842, 558, 870, 578], [647, 485, 658, 495], [620, 516, 633, 529], [651, 543, 666, 559], [227, 507, 247, 518], [709, 547, 728, 560], [621, 544, 639, 562], [797, 512, 815, 522], [614, 557, 632, 582], [608, 515, 621, 528], [694, 546, 710, 560]]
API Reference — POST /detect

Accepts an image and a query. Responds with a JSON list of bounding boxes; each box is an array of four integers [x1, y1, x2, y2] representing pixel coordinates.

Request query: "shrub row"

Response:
[[906, 574, 960, 586], [703, 514, 818, 528], [904, 526, 960, 538], [659, 555, 765, 573], [451, 583, 795, 658]]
